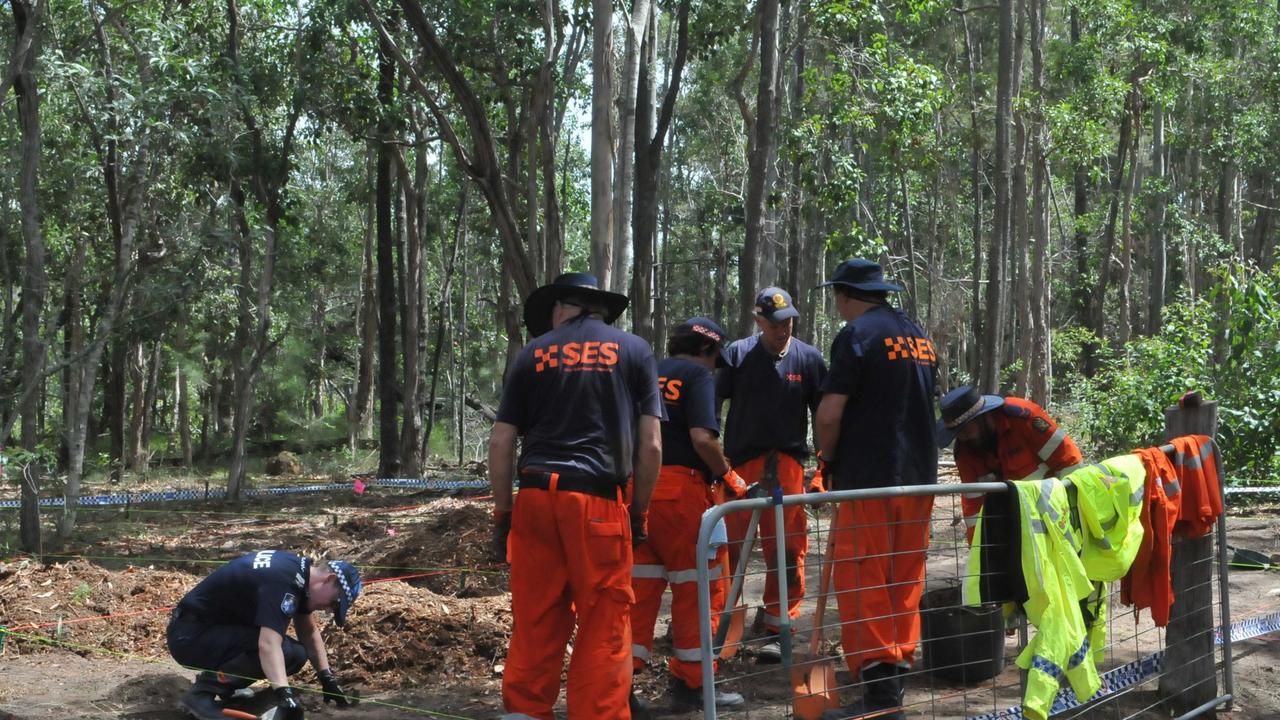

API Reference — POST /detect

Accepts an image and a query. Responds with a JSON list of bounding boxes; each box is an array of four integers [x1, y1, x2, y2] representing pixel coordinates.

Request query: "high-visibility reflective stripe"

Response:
[[1099, 515, 1119, 532], [1022, 464, 1050, 481], [673, 645, 704, 662], [1092, 536, 1114, 550], [1068, 638, 1092, 669], [1130, 486, 1144, 505], [667, 568, 700, 585], [963, 491, 986, 500], [1030, 519, 1047, 534], [1037, 479, 1060, 521], [1059, 462, 1085, 476], [1031, 654, 1064, 679], [1164, 479, 1182, 497], [632, 564, 667, 580], [1038, 427, 1067, 460], [965, 516, 981, 528], [632, 644, 651, 661]]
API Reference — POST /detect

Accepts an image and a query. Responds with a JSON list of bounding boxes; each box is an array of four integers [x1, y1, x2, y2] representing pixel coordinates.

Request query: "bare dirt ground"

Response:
[[1, 469, 1279, 719]]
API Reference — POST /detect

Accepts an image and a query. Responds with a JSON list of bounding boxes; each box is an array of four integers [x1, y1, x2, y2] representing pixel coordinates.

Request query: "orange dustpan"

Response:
[[791, 516, 839, 719]]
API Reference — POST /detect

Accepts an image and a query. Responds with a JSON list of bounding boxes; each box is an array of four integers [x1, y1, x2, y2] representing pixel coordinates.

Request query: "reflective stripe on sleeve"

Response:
[[632, 644, 651, 661], [1037, 427, 1067, 460]]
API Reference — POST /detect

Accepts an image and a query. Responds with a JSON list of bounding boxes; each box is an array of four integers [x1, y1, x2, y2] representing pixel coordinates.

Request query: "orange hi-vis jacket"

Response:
[[1122, 436, 1223, 627], [955, 397, 1084, 540]]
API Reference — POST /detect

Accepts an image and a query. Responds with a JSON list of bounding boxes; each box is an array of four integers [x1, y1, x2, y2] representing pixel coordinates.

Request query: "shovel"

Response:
[[714, 505, 761, 659], [791, 516, 839, 720], [1228, 545, 1277, 570]]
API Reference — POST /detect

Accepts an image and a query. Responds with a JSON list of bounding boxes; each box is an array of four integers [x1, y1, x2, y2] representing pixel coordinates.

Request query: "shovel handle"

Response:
[[714, 506, 762, 650], [221, 711, 258, 720], [809, 514, 838, 658]]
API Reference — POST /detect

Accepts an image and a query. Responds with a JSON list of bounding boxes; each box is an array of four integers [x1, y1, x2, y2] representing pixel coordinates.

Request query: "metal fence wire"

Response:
[[692, 472, 1232, 719]]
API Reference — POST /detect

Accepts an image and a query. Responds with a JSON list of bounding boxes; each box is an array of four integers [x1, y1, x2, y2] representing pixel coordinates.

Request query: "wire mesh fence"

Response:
[[691, 473, 1231, 720]]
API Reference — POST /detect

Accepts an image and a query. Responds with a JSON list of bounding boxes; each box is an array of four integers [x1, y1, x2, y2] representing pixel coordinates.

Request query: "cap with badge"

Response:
[[753, 286, 800, 322], [816, 258, 904, 293], [678, 316, 730, 367], [327, 560, 362, 627], [935, 384, 1004, 448]]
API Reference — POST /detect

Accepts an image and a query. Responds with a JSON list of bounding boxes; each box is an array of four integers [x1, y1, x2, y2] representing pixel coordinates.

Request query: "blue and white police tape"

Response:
[[0, 477, 489, 509], [966, 610, 1280, 720]]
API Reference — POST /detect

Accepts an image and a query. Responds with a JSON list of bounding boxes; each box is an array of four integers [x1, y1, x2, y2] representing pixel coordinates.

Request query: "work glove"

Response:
[[492, 510, 512, 564], [719, 469, 749, 499], [273, 686, 305, 720], [629, 509, 649, 546], [806, 455, 827, 493], [318, 668, 360, 706]]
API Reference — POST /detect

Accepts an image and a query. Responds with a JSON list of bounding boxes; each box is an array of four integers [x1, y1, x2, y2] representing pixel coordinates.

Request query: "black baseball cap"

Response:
[[754, 287, 800, 322], [677, 316, 730, 367], [816, 258, 904, 293]]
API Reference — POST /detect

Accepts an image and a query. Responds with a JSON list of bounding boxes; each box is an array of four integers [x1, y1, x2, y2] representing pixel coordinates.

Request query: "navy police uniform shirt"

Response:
[[176, 550, 310, 636], [716, 335, 827, 467], [822, 304, 937, 490], [657, 357, 720, 476], [497, 316, 662, 483]]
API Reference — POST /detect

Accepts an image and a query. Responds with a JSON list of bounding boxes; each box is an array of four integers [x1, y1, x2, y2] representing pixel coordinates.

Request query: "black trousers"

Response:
[[167, 612, 308, 681]]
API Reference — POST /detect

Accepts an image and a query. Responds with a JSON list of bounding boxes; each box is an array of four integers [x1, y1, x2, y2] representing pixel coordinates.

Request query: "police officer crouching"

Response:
[[167, 550, 361, 719]]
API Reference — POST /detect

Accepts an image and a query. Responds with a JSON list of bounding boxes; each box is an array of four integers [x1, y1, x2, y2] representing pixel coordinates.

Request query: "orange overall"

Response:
[[503, 477, 635, 719], [955, 398, 1083, 541], [631, 466, 729, 688], [724, 452, 808, 631], [833, 495, 935, 674]]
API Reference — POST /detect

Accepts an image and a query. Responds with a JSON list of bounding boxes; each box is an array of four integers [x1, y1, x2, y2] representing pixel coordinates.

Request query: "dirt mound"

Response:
[[265, 451, 303, 476], [351, 498, 507, 597], [0, 559, 188, 659], [322, 581, 510, 688]]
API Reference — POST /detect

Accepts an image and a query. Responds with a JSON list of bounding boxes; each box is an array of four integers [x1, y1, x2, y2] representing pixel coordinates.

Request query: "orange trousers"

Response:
[[832, 495, 933, 675], [503, 479, 635, 719], [724, 453, 807, 631], [632, 466, 728, 688]]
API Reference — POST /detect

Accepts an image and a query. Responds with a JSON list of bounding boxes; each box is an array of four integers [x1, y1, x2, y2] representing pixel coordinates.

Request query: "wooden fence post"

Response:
[[1158, 395, 1219, 715]]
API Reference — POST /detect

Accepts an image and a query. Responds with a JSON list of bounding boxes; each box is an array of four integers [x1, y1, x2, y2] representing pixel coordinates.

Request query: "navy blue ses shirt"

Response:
[[657, 357, 720, 475], [716, 335, 827, 467], [822, 305, 937, 490], [177, 550, 310, 636], [497, 316, 663, 484]]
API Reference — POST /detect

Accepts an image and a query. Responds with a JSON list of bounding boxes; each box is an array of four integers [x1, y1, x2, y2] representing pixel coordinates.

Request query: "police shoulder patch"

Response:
[[1002, 404, 1031, 419], [1032, 417, 1051, 433], [281, 593, 297, 615]]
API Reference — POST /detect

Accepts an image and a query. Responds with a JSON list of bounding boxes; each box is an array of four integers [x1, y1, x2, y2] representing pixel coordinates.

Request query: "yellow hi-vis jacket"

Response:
[[979, 477, 1100, 720], [1069, 454, 1146, 582], [1064, 453, 1146, 666]]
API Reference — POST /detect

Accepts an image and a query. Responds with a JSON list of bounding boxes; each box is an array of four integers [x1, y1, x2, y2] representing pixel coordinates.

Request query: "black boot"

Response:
[[179, 672, 227, 720], [820, 665, 905, 720], [630, 687, 652, 720]]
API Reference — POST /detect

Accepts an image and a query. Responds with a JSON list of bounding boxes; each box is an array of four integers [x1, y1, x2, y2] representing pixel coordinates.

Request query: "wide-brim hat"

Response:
[[679, 316, 730, 368], [816, 258, 904, 293], [936, 385, 1004, 448], [328, 560, 362, 628], [523, 272, 629, 338]]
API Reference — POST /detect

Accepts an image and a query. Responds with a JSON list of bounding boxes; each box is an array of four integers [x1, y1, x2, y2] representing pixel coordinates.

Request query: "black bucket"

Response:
[[920, 585, 1006, 683]]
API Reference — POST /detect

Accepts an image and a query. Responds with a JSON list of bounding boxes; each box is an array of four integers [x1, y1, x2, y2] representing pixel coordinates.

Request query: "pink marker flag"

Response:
[[353, 478, 366, 495]]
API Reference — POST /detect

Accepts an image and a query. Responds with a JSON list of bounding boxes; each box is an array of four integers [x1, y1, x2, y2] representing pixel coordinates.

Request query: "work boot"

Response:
[[672, 678, 745, 711], [820, 665, 905, 720], [179, 672, 227, 720], [630, 687, 652, 720]]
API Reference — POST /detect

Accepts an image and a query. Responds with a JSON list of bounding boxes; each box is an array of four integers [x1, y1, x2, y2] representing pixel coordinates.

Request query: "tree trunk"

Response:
[[741, 0, 780, 337], [127, 343, 146, 470], [177, 353, 193, 470], [981, 0, 1015, 392], [1027, 0, 1050, 405], [590, 0, 615, 287], [425, 188, 467, 457], [13, 0, 45, 553], [631, 0, 690, 346], [139, 340, 163, 471], [612, 0, 653, 294], [1117, 100, 1142, 345], [960, 0, 984, 379], [1090, 85, 1135, 360], [375, 38, 401, 479], [1010, 0, 1029, 396], [351, 144, 378, 448]]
